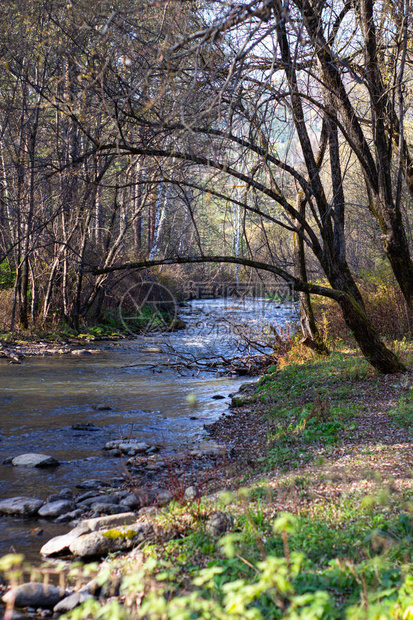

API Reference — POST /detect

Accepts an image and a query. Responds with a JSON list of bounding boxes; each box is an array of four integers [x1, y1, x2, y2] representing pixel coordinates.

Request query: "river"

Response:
[[0, 297, 296, 560]]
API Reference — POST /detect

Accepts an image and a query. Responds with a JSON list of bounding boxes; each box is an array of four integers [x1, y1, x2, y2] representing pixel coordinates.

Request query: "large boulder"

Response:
[[11, 453, 60, 468], [0, 497, 43, 516], [69, 521, 153, 558], [40, 514, 136, 556], [2, 583, 65, 608], [40, 524, 90, 556]]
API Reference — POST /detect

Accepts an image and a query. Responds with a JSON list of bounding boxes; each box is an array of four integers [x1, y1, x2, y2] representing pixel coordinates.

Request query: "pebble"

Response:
[[184, 486, 197, 501]]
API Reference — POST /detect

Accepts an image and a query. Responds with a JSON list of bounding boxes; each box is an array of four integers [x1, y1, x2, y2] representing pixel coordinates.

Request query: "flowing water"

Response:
[[0, 298, 296, 560]]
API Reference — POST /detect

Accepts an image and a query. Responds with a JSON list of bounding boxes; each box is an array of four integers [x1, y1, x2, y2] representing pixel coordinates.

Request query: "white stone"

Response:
[[183, 486, 197, 501], [54, 591, 93, 613], [40, 524, 89, 556], [11, 453, 60, 467]]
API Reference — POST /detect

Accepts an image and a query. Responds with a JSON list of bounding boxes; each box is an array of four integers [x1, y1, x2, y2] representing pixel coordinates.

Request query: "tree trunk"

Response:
[[294, 193, 329, 355], [338, 292, 404, 373]]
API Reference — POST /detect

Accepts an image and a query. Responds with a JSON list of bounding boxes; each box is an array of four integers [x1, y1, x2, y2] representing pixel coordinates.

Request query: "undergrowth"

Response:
[[27, 491, 413, 619], [248, 350, 372, 470]]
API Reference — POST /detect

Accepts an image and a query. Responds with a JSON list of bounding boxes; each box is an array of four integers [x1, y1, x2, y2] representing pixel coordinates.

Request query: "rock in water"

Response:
[[0, 497, 43, 516], [41, 514, 136, 556], [76, 479, 109, 490], [2, 583, 65, 608], [0, 609, 31, 619], [11, 453, 60, 468], [38, 500, 74, 518], [104, 440, 151, 455], [71, 423, 100, 431]]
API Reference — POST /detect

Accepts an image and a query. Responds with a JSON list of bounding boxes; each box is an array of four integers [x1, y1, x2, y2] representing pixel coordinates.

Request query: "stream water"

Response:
[[0, 297, 296, 560]]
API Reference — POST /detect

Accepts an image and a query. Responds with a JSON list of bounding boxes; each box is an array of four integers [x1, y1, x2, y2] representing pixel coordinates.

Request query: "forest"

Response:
[[0, 0, 412, 371], [2, 0, 413, 618]]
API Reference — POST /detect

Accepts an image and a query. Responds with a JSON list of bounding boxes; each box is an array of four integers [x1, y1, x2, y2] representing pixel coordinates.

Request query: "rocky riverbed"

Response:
[[0, 392, 252, 619], [0, 378, 263, 616]]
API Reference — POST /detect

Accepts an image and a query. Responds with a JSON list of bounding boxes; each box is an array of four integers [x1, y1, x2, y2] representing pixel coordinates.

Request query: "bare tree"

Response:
[[72, 0, 406, 373]]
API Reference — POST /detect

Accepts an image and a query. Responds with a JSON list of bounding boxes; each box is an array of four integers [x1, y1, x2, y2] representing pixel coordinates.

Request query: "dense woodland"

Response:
[[0, 0, 412, 372], [5, 3, 413, 618]]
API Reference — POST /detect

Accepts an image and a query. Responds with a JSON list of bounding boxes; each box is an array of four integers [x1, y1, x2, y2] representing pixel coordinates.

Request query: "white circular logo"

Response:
[[118, 281, 178, 335]]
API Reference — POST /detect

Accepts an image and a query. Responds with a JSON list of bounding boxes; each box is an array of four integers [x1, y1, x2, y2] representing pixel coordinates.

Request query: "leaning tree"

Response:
[[72, 0, 410, 373]]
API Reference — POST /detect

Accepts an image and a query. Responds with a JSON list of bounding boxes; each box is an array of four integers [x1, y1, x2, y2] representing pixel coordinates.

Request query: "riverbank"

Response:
[[0, 333, 124, 362], [2, 341, 413, 618]]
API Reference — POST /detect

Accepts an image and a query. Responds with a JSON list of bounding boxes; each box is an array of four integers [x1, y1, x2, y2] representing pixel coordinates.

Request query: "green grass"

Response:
[[389, 390, 413, 431], [249, 351, 369, 471], [50, 489, 413, 619]]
